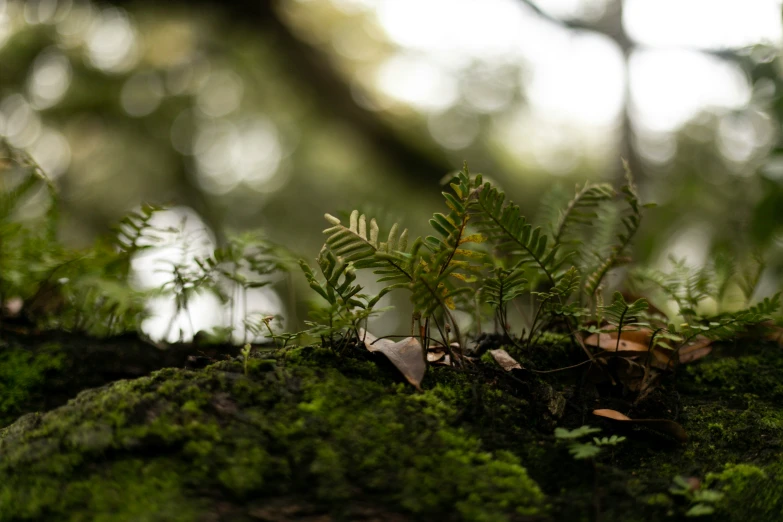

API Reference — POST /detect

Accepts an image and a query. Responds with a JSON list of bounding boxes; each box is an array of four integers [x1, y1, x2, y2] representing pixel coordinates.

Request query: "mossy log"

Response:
[[1, 334, 782, 521]]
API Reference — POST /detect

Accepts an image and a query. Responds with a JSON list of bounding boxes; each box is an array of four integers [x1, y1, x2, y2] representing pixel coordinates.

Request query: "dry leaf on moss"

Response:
[[593, 408, 688, 442], [586, 328, 710, 370], [360, 329, 426, 390], [427, 350, 445, 363], [585, 330, 651, 352], [489, 349, 523, 371], [678, 337, 712, 364]]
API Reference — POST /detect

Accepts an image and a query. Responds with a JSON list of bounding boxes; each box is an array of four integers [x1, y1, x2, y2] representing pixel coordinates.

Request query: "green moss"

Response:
[[684, 348, 783, 400], [0, 345, 63, 424], [0, 458, 202, 522], [707, 462, 783, 522], [676, 394, 783, 469], [0, 358, 546, 521]]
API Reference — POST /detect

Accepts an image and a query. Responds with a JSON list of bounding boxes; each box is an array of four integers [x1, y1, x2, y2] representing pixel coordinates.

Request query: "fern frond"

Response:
[[601, 292, 649, 335], [681, 293, 780, 344], [299, 248, 363, 308], [0, 140, 58, 230], [112, 204, 172, 256], [712, 251, 736, 305], [738, 253, 765, 302], [471, 182, 565, 286], [532, 266, 580, 302], [583, 162, 645, 296], [323, 210, 409, 268], [553, 182, 616, 244], [424, 169, 486, 283], [632, 257, 713, 319], [481, 267, 528, 309]]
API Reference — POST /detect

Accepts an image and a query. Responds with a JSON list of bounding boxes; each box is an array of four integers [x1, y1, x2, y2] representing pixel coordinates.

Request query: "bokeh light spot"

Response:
[[86, 7, 138, 73], [120, 71, 164, 117], [27, 48, 72, 109]]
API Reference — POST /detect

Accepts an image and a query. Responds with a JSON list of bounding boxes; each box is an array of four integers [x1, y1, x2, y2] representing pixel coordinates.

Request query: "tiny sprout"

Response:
[[241, 343, 252, 376]]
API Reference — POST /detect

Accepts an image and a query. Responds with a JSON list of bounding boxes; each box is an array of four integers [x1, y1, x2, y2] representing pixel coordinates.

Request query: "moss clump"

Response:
[[0, 345, 63, 426], [683, 346, 783, 400], [675, 394, 783, 467], [0, 355, 546, 521], [706, 462, 783, 522]]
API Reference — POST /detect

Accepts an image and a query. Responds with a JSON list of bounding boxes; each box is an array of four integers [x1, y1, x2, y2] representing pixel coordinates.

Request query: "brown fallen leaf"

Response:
[[593, 408, 688, 442], [586, 329, 690, 371], [611, 357, 645, 392], [489, 348, 523, 371], [648, 348, 675, 370], [360, 329, 426, 390], [595, 350, 650, 359], [433, 354, 451, 366], [585, 330, 650, 352], [678, 337, 712, 364], [427, 350, 445, 363]]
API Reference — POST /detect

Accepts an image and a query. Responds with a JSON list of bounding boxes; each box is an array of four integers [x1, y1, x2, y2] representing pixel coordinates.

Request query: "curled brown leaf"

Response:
[[678, 337, 712, 364], [593, 408, 688, 442], [489, 348, 523, 372], [360, 329, 426, 390]]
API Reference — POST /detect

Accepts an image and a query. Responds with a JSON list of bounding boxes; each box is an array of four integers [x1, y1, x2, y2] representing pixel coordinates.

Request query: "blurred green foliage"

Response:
[[1, 0, 782, 332]]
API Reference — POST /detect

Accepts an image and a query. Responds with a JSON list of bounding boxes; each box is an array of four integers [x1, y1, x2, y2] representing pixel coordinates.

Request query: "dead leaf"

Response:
[[593, 409, 633, 421], [433, 354, 451, 366], [593, 408, 688, 442], [648, 348, 675, 370], [678, 337, 712, 364], [489, 349, 523, 371], [427, 350, 445, 363], [585, 330, 653, 352], [595, 350, 650, 359], [586, 328, 687, 371], [612, 357, 645, 392], [360, 329, 426, 390]]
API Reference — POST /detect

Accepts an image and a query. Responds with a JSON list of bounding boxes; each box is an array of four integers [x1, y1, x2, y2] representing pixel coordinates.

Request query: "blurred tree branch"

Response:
[[253, 2, 454, 182], [517, 0, 762, 185], [127, 0, 454, 190]]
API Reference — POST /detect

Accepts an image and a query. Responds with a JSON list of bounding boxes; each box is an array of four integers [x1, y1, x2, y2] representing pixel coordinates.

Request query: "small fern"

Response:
[[633, 257, 713, 320], [598, 292, 650, 352], [553, 181, 616, 245], [480, 266, 528, 332], [679, 293, 780, 346], [583, 161, 647, 298], [471, 180, 567, 288], [316, 168, 485, 349]]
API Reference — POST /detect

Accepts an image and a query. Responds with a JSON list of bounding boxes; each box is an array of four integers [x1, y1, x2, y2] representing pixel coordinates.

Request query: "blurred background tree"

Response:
[[1, 0, 782, 339]]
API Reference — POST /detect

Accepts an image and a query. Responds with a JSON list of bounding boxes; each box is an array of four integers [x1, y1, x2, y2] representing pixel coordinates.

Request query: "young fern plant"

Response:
[[528, 266, 582, 344], [299, 247, 388, 349], [469, 177, 605, 352], [676, 293, 781, 352], [631, 254, 780, 352], [301, 160, 669, 373], [313, 170, 485, 353], [195, 231, 289, 343], [480, 266, 528, 336], [582, 161, 649, 304], [552, 182, 616, 246], [598, 292, 650, 352]]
